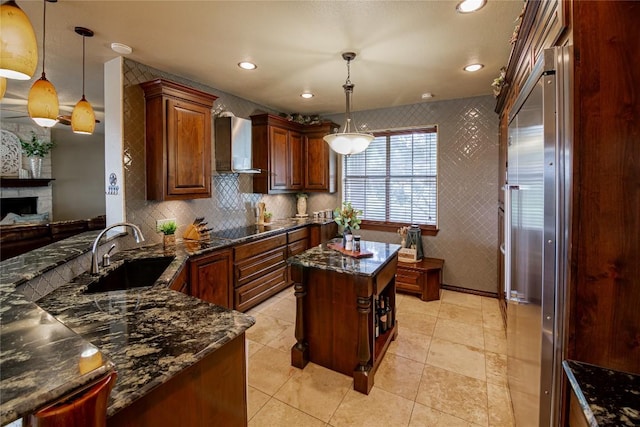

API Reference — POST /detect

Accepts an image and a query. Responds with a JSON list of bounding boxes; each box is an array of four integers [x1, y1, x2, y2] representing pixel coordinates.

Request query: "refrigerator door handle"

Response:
[[499, 244, 506, 255], [503, 185, 520, 301]]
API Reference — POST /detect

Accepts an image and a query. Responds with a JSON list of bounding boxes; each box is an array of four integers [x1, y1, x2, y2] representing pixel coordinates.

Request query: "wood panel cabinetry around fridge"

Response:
[[251, 114, 338, 194], [141, 79, 217, 201]]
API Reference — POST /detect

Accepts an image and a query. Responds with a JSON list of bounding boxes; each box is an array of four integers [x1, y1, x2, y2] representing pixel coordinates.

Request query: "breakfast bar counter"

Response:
[[288, 238, 401, 394]]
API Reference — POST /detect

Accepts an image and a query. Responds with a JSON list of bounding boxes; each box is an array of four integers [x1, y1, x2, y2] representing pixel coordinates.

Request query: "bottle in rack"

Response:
[[385, 296, 392, 331], [379, 297, 388, 334], [374, 298, 380, 338]]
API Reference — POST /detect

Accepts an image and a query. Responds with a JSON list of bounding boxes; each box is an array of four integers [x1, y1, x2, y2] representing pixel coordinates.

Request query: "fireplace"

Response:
[[1, 197, 38, 220]]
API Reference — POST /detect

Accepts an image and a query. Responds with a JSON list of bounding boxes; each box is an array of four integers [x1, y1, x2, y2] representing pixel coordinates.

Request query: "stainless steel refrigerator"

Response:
[[504, 46, 572, 426]]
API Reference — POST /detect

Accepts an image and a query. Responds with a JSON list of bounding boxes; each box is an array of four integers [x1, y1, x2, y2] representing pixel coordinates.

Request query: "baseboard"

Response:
[[441, 283, 498, 299]]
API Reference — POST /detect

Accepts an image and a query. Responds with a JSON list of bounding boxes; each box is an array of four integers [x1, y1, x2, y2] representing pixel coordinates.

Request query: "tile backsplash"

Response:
[[122, 59, 498, 294]]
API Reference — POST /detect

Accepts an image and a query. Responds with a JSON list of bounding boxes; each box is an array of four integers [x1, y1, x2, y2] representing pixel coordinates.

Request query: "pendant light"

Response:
[[0, 77, 6, 99], [27, 0, 59, 128], [323, 52, 373, 156], [71, 26, 95, 135], [0, 0, 38, 80]]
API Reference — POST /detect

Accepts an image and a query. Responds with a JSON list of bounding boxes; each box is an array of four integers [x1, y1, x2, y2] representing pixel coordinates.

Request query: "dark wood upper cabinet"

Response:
[[251, 114, 338, 194], [304, 123, 338, 193], [140, 79, 217, 201]]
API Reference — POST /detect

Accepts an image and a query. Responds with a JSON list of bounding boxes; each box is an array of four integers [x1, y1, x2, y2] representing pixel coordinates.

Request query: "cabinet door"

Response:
[[269, 126, 289, 190], [304, 131, 335, 192], [288, 130, 304, 190], [166, 98, 211, 198], [190, 249, 233, 308]]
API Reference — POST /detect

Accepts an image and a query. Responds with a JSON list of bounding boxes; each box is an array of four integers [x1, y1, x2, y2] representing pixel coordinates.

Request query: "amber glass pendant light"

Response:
[[71, 26, 95, 135], [0, 0, 38, 80], [28, 0, 59, 128]]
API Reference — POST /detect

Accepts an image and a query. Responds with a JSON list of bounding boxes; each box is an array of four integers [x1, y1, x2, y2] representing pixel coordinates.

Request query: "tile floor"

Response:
[[245, 288, 515, 427]]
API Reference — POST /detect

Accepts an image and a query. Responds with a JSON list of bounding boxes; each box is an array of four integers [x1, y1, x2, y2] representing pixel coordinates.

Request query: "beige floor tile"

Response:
[[330, 387, 414, 427], [409, 402, 479, 427], [396, 310, 437, 336], [265, 323, 297, 352], [247, 386, 270, 421], [484, 328, 507, 355], [248, 345, 298, 395], [261, 296, 297, 323], [249, 397, 326, 427], [374, 352, 424, 401], [247, 338, 265, 358], [441, 290, 483, 310], [274, 362, 352, 422], [438, 302, 483, 325], [245, 312, 293, 346], [481, 296, 501, 311], [416, 365, 488, 426], [397, 294, 441, 318], [387, 328, 431, 363], [485, 351, 508, 386], [482, 307, 505, 331], [487, 383, 515, 426], [433, 318, 484, 350], [427, 337, 486, 381], [246, 295, 281, 315]]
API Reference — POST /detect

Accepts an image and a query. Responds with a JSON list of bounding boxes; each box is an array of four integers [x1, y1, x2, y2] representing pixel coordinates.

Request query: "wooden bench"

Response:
[[396, 257, 444, 301]]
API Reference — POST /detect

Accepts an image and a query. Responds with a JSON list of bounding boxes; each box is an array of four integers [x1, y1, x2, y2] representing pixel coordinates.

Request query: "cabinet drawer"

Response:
[[288, 239, 308, 257], [235, 266, 288, 312], [396, 269, 423, 293], [235, 247, 287, 286], [234, 234, 287, 261], [288, 227, 309, 243]]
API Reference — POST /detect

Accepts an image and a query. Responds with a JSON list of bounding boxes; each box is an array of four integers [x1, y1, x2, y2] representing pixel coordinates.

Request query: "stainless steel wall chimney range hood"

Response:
[[214, 116, 260, 173]]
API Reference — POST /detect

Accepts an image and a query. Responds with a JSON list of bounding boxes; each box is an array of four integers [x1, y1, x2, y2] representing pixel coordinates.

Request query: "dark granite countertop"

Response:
[[288, 238, 401, 276], [0, 217, 333, 423], [563, 360, 640, 426]]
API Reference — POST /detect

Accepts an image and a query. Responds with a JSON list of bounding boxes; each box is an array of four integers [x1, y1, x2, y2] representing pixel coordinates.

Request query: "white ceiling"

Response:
[[1, 0, 522, 132]]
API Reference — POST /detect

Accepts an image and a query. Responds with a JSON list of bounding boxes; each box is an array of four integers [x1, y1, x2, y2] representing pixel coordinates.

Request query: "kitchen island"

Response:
[[288, 238, 401, 394]]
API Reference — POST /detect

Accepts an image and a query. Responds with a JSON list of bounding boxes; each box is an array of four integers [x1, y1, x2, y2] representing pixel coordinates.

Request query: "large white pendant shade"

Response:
[[323, 52, 373, 156], [0, 0, 38, 80], [71, 27, 95, 135], [28, 0, 59, 128]]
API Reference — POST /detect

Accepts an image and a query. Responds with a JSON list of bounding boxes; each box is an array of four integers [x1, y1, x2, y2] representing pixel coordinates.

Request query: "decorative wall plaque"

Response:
[[1, 130, 22, 177]]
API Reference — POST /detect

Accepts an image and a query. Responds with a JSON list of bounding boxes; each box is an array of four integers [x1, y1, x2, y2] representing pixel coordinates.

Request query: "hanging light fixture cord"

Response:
[[41, 0, 47, 76], [81, 32, 86, 98]]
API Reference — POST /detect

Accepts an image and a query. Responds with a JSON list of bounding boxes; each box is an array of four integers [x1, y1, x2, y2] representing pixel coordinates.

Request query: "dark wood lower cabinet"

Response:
[[308, 222, 338, 247], [189, 249, 233, 309], [107, 333, 247, 427], [233, 234, 288, 312]]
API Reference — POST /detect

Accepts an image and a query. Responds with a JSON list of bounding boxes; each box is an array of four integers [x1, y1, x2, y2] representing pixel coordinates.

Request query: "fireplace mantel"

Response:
[[0, 178, 55, 188]]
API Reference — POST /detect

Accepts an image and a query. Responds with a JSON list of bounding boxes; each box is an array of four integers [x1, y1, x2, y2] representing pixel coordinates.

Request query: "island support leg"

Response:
[[353, 295, 373, 394], [291, 274, 308, 369]]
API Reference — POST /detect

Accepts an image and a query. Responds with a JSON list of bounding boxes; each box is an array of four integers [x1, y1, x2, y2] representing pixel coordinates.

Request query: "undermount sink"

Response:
[[84, 256, 175, 294]]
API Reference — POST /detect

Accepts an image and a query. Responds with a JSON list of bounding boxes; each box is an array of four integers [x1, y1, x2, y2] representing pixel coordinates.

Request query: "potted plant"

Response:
[[334, 201, 362, 246], [263, 211, 273, 223], [159, 220, 177, 248], [19, 131, 55, 178]]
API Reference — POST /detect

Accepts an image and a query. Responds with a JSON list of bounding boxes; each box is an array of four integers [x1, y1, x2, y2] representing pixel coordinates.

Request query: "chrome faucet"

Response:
[[90, 222, 145, 275]]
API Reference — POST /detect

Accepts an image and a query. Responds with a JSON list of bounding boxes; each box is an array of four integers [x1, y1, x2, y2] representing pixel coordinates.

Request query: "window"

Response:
[[342, 127, 438, 234]]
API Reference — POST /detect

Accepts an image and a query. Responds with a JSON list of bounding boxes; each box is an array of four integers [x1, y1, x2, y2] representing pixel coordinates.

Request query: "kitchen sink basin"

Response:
[[85, 256, 175, 294]]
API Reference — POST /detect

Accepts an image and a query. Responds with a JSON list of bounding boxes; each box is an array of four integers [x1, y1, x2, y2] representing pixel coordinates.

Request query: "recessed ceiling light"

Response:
[[300, 92, 314, 99], [464, 63, 484, 72], [421, 93, 434, 99], [111, 42, 132, 55], [238, 61, 257, 70], [456, 0, 487, 13]]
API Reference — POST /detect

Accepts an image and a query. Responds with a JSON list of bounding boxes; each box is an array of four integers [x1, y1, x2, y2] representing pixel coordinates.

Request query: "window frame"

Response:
[[341, 126, 439, 236]]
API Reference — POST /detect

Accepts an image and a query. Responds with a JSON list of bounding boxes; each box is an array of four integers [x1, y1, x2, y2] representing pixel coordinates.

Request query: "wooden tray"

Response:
[[327, 242, 374, 258]]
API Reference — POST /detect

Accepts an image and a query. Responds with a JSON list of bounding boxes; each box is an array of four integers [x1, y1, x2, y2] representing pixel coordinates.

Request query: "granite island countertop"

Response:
[[0, 217, 334, 423], [288, 238, 401, 276], [563, 360, 640, 426]]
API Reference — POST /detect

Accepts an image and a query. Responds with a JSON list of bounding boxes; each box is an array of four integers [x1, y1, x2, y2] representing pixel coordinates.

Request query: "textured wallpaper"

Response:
[[325, 96, 499, 294], [122, 59, 499, 294]]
